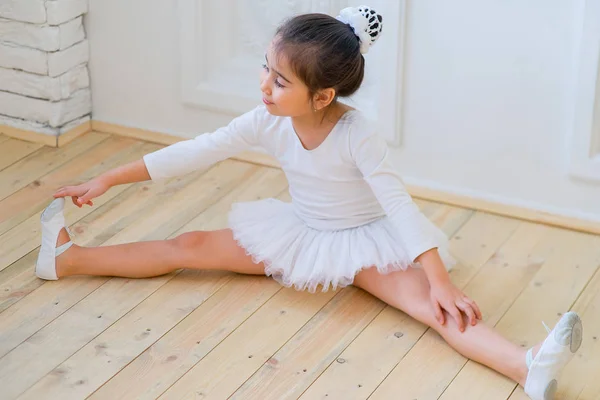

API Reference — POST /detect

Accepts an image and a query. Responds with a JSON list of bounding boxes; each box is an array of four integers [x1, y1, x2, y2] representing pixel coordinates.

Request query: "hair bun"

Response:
[[336, 5, 383, 54]]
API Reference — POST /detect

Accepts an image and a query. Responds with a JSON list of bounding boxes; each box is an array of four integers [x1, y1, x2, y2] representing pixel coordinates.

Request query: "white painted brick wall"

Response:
[[0, 19, 60, 51], [59, 16, 84, 50], [0, 16, 85, 52], [0, 0, 91, 137], [59, 64, 89, 98], [0, 88, 91, 127], [0, 0, 46, 24], [48, 39, 89, 77], [0, 42, 48, 74], [0, 90, 54, 124], [0, 68, 61, 100], [46, 0, 88, 26], [0, 64, 89, 101], [50, 88, 91, 126]]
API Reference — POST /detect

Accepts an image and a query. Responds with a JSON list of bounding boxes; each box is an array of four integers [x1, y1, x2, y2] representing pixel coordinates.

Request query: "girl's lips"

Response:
[[263, 98, 273, 105]]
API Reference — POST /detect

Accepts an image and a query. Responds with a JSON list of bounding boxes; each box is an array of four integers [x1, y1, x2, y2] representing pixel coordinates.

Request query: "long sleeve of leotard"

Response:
[[142, 107, 263, 181], [352, 132, 440, 262]]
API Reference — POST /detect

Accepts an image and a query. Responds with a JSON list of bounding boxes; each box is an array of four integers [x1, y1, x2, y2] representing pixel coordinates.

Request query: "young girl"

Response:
[[37, 6, 581, 400]]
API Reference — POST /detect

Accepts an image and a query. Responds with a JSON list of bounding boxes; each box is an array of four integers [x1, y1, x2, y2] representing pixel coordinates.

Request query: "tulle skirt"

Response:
[[228, 198, 455, 293]]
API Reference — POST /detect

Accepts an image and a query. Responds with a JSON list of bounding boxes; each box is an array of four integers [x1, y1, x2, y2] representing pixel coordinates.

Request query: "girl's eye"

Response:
[[262, 63, 284, 88]]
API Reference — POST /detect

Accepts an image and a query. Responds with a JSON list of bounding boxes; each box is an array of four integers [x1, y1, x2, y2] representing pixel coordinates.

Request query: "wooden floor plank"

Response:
[[0, 135, 136, 239], [441, 230, 600, 400], [301, 306, 427, 399], [0, 138, 43, 172], [88, 169, 288, 400], [0, 161, 258, 361], [18, 269, 232, 400], [0, 252, 40, 313], [158, 287, 339, 400], [230, 287, 384, 400], [367, 212, 521, 400], [0, 132, 108, 202], [0, 141, 161, 271], [507, 388, 530, 400], [94, 277, 283, 400], [298, 205, 473, 400]]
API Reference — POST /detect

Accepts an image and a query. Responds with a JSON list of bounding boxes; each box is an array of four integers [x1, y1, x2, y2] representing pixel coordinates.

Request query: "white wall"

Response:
[[397, 1, 600, 220], [85, 0, 236, 135], [86, 0, 600, 221]]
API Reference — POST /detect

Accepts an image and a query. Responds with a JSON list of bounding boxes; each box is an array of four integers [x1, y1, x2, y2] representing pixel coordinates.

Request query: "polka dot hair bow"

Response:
[[336, 5, 383, 54]]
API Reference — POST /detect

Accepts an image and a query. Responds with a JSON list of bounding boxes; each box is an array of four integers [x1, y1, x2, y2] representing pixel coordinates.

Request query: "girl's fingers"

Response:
[[472, 301, 482, 320], [458, 302, 477, 326], [433, 300, 444, 325], [450, 306, 464, 332], [463, 296, 482, 320], [78, 192, 93, 205]]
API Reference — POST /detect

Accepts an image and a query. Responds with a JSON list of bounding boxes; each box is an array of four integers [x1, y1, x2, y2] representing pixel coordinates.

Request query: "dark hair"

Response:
[[273, 13, 366, 102]]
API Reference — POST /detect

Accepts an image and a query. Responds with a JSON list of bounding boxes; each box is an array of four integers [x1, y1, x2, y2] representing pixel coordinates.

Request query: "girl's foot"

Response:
[[35, 198, 74, 280], [524, 311, 583, 399]]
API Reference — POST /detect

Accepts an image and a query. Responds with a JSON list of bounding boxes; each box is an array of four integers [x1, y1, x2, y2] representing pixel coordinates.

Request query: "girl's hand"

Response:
[[430, 280, 482, 332], [54, 177, 110, 208]]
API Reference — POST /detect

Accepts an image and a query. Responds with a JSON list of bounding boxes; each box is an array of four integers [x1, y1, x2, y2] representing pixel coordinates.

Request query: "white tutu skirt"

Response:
[[229, 198, 455, 293]]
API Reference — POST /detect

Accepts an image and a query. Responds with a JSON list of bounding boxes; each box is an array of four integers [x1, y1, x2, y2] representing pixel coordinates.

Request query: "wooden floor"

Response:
[[0, 132, 598, 400]]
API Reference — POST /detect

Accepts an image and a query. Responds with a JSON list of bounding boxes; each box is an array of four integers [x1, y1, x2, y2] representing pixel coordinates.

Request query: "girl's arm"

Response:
[[353, 132, 482, 332], [99, 159, 151, 186], [416, 247, 451, 285], [142, 107, 263, 181], [54, 159, 151, 207], [56, 106, 266, 207]]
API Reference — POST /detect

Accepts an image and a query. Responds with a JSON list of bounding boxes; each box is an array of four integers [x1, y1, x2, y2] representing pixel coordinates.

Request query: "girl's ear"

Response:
[[313, 88, 337, 111]]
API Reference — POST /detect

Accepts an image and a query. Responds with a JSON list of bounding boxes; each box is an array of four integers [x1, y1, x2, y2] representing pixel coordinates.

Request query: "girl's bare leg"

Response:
[[353, 266, 530, 386], [55, 228, 265, 278]]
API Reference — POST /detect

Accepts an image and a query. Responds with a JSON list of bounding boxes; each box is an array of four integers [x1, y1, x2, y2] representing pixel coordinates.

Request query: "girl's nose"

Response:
[[260, 70, 271, 95], [260, 78, 271, 95]]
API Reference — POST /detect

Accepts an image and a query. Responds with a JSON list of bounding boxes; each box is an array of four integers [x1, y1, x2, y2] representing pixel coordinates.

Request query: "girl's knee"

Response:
[[172, 231, 210, 251]]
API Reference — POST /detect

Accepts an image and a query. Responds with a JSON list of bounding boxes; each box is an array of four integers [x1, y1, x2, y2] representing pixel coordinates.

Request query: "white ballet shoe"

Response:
[[524, 311, 583, 400], [35, 198, 74, 280]]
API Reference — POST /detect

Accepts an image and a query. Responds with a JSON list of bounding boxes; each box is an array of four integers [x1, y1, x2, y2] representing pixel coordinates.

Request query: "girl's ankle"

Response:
[[514, 348, 530, 387], [55, 245, 76, 278]]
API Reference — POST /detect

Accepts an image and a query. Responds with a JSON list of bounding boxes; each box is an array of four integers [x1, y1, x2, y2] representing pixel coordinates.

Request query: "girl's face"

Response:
[[260, 42, 313, 117]]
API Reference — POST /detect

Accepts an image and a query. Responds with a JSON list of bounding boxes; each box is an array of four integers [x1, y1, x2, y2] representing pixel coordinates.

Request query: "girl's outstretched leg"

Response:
[[55, 229, 265, 278], [37, 196, 265, 279], [353, 267, 582, 399]]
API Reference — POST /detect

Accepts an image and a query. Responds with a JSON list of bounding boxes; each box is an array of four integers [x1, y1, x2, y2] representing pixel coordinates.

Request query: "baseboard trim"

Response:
[[58, 121, 92, 147], [0, 121, 92, 147], [404, 181, 600, 235], [92, 120, 600, 235]]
